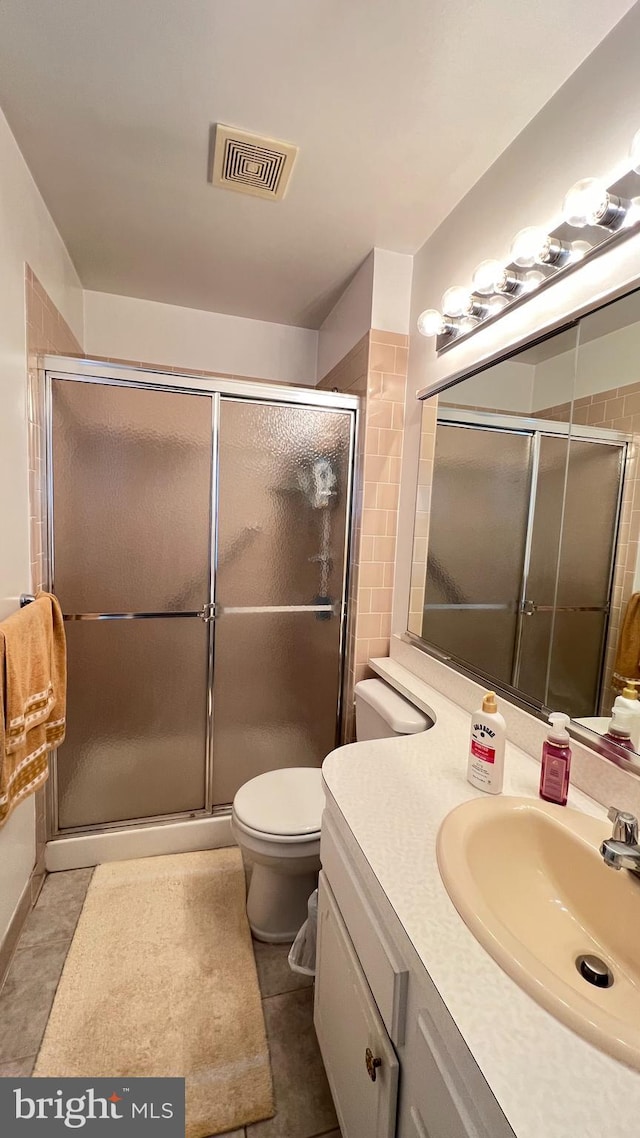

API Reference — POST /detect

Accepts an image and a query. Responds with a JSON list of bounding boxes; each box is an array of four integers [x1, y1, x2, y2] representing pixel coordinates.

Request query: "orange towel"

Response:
[[612, 592, 640, 693], [0, 592, 66, 826]]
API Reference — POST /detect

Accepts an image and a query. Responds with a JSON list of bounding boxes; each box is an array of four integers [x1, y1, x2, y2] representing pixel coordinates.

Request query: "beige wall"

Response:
[[318, 330, 408, 740]]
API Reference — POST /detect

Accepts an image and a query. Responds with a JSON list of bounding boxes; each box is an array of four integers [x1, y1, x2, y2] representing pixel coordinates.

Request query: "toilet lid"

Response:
[[233, 767, 324, 837]]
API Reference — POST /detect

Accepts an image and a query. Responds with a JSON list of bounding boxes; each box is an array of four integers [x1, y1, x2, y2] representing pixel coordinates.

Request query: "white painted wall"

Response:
[[85, 249, 413, 387], [573, 322, 640, 400], [316, 253, 375, 380], [446, 359, 535, 414], [83, 291, 319, 385], [0, 107, 83, 943], [394, 3, 640, 635], [530, 349, 577, 412], [371, 249, 413, 337], [317, 248, 413, 379]]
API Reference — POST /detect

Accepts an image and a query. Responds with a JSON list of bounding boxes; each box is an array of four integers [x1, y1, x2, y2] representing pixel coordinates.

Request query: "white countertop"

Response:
[[322, 661, 640, 1138]]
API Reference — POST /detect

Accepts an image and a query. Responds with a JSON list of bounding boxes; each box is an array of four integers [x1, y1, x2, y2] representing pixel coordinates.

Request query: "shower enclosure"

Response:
[[44, 362, 357, 851], [422, 413, 625, 717]]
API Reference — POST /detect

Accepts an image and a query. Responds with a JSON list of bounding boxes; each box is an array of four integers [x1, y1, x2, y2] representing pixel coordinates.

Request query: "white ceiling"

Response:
[[0, 0, 636, 328]]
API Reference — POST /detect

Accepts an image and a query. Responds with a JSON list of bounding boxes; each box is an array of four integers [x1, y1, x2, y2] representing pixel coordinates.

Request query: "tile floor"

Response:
[[0, 868, 340, 1138]]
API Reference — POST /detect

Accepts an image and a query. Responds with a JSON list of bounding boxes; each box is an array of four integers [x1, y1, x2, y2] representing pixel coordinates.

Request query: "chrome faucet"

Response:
[[600, 807, 640, 875]]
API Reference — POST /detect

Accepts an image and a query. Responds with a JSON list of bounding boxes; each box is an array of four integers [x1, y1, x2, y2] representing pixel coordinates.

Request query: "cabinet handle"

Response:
[[365, 1047, 382, 1082]]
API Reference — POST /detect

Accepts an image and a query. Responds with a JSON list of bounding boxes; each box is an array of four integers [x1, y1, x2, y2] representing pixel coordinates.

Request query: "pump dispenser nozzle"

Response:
[[547, 712, 570, 743]]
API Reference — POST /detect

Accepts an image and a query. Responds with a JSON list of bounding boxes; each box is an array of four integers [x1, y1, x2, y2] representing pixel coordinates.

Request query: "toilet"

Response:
[[232, 679, 430, 942], [354, 677, 432, 740]]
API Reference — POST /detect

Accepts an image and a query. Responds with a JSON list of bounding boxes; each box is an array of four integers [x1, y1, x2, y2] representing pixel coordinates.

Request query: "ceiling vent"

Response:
[[210, 125, 298, 201]]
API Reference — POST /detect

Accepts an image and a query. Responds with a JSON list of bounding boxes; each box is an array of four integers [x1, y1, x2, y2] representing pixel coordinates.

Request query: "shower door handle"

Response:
[[199, 602, 219, 623], [519, 600, 609, 615], [214, 603, 338, 616]]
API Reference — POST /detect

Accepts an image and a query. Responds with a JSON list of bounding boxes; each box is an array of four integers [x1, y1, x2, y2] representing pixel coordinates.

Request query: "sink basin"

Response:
[[437, 796, 640, 1069]]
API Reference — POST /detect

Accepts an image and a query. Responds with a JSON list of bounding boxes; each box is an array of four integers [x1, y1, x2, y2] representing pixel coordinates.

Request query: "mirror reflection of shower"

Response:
[[298, 457, 338, 619]]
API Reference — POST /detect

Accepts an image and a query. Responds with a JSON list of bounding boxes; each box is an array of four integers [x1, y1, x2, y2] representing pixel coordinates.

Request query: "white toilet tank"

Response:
[[354, 678, 431, 740]]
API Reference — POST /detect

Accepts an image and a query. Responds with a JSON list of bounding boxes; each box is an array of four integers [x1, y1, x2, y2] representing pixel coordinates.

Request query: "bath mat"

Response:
[[35, 848, 275, 1137]]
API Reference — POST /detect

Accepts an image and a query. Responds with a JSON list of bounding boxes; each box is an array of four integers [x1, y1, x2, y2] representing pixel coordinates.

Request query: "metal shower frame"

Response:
[[40, 357, 360, 840]]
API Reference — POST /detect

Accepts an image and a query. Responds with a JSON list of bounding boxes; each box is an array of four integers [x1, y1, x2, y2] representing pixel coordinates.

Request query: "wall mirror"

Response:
[[408, 285, 640, 770]]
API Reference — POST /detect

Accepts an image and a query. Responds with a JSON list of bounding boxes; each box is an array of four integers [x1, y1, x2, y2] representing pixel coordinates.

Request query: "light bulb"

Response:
[[494, 268, 522, 295], [471, 259, 503, 296], [417, 308, 446, 337], [509, 227, 548, 268], [562, 178, 610, 227], [485, 295, 510, 316], [442, 286, 472, 317], [522, 270, 545, 293], [568, 239, 591, 262], [630, 128, 640, 174]]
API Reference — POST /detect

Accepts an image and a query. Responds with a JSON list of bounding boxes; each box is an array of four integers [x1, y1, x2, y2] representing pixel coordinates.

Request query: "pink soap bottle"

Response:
[[539, 713, 571, 806]]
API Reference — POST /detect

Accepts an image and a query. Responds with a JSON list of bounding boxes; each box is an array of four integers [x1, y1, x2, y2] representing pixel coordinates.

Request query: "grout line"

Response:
[[12, 936, 75, 954], [260, 985, 313, 1004], [259, 981, 313, 1000]]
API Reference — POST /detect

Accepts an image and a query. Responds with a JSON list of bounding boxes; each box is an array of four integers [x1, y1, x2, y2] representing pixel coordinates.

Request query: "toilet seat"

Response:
[[232, 767, 324, 839], [232, 814, 320, 845]]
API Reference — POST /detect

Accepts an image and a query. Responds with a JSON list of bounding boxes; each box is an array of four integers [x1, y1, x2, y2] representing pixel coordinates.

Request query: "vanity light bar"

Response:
[[418, 129, 640, 354]]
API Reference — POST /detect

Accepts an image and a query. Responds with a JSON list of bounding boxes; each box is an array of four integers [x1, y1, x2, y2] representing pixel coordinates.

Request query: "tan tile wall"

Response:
[[532, 400, 574, 422], [319, 331, 408, 741], [25, 264, 83, 893]]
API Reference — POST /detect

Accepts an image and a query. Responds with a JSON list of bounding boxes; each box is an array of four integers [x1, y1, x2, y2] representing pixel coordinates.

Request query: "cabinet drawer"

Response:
[[315, 872, 399, 1138], [321, 811, 409, 1043]]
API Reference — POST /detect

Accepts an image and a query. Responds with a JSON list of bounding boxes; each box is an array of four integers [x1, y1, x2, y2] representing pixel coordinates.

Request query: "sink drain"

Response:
[[576, 954, 613, 988]]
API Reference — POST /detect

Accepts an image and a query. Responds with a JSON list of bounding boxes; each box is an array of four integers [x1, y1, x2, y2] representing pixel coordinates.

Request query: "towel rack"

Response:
[[20, 593, 36, 607]]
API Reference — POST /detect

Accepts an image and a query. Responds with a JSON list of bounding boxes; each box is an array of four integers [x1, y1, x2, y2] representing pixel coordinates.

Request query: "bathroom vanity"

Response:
[[315, 800, 513, 1138], [315, 660, 640, 1138]]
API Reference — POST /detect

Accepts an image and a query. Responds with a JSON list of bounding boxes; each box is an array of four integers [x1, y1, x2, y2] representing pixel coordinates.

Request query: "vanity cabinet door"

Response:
[[321, 812, 409, 1043], [399, 1003, 494, 1138], [315, 872, 399, 1138]]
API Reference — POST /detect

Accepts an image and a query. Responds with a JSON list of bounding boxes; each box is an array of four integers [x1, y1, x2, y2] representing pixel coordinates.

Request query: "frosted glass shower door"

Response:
[[547, 438, 624, 716], [515, 434, 568, 706], [51, 379, 214, 830], [516, 435, 623, 715], [422, 424, 533, 686], [211, 399, 353, 805]]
